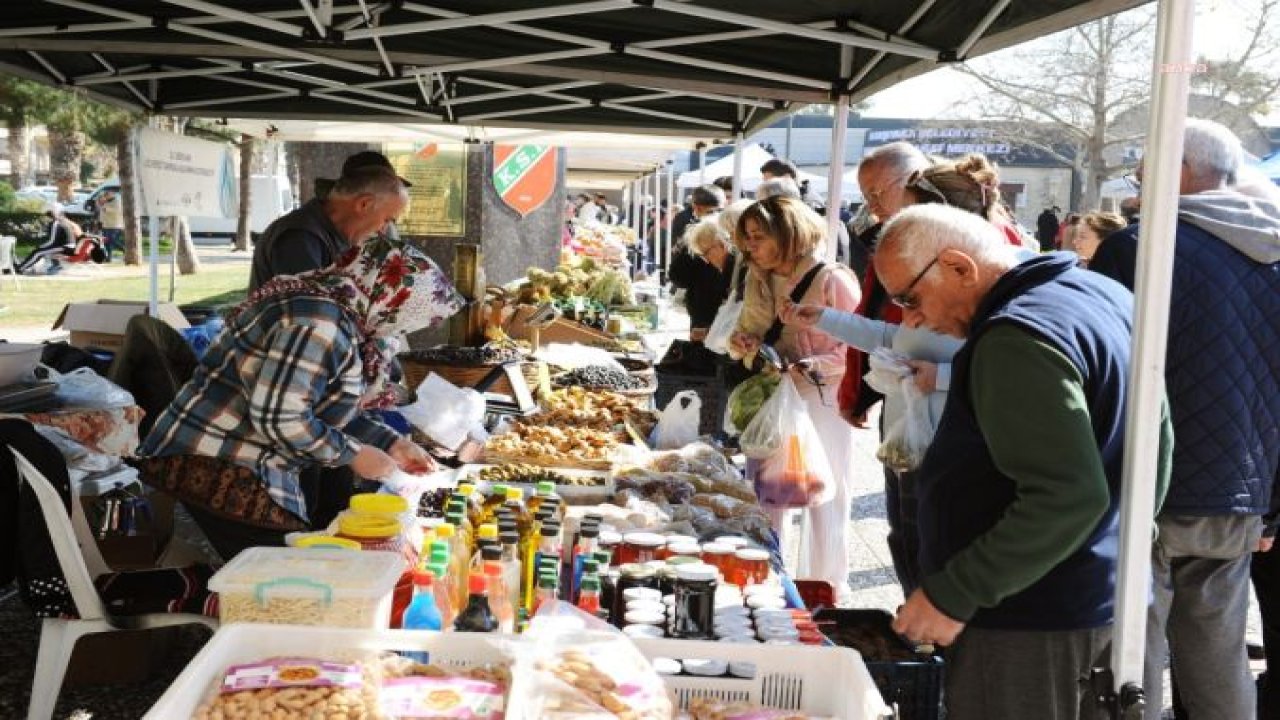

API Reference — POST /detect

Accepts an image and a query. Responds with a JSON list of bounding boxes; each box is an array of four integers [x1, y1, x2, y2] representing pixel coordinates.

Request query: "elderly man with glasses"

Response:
[[883, 204, 1172, 720]]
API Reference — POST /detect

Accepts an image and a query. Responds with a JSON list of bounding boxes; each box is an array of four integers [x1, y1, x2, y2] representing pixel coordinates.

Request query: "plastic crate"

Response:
[[815, 608, 945, 720], [146, 625, 893, 719], [654, 367, 727, 437]]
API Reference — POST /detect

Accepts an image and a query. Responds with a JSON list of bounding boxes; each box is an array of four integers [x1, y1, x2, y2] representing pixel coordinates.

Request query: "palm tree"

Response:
[[0, 77, 58, 189], [235, 133, 254, 252], [88, 111, 144, 264]]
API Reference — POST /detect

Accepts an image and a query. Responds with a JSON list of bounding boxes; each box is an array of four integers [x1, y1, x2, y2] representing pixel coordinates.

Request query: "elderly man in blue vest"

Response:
[[884, 204, 1172, 719], [1090, 118, 1280, 720]]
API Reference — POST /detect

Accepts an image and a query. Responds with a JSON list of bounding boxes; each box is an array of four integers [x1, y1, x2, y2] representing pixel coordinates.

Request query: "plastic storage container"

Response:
[[815, 608, 944, 720], [208, 547, 403, 629]]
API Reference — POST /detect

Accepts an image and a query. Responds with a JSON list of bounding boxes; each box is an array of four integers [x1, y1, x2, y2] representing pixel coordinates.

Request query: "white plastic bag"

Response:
[[739, 373, 798, 459], [752, 377, 836, 509], [399, 372, 486, 450], [534, 343, 625, 372], [651, 390, 701, 449], [42, 365, 135, 409], [864, 348, 935, 472], [703, 297, 743, 355]]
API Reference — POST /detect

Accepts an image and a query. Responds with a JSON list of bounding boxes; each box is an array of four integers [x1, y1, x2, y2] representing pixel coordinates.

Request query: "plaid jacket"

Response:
[[140, 296, 399, 521]]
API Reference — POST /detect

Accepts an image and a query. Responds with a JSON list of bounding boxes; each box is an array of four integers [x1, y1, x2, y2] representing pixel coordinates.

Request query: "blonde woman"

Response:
[[668, 216, 738, 341], [1074, 212, 1126, 266]]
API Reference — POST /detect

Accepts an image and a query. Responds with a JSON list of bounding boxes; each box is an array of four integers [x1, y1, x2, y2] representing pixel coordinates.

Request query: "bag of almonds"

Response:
[[511, 601, 675, 720]]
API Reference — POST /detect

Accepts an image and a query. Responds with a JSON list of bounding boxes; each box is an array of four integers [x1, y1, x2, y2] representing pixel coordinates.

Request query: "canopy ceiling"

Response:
[[0, 0, 1146, 142]]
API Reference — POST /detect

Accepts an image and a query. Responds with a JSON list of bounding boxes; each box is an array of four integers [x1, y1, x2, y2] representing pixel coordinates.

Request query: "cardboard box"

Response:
[[52, 300, 190, 352]]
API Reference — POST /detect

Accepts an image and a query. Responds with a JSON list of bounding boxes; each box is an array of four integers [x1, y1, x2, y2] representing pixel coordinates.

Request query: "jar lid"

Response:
[[619, 563, 657, 579], [626, 599, 666, 616], [622, 587, 662, 603], [666, 542, 701, 556], [675, 563, 719, 582], [536, 481, 556, 495], [734, 548, 771, 562], [622, 623, 665, 639], [349, 493, 409, 516], [759, 627, 800, 640], [294, 535, 362, 551], [747, 595, 788, 610], [477, 523, 499, 540], [728, 661, 758, 678], [665, 555, 701, 567], [682, 659, 728, 677], [337, 514, 401, 539], [744, 583, 786, 598], [718, 636, 758, 644], [651, 657, 682, 675], [598, 530, 623, 545], [623, 531, 666, 548], [714, 606, 750, 619], [505, 486, 524, 501], [663, 534, 697, 546], [624, 609, 665, 626], [714, 536, 752, 549], [700, 542, 733, 555]]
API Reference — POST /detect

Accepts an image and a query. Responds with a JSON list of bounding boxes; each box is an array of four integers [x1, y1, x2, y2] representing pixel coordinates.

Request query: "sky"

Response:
[[863, 0, 1268, 121]]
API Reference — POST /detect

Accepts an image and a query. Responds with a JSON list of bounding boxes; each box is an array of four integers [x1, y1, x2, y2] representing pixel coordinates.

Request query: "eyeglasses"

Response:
[[890, 255, 940, 310], [866, 172, 910, 202]]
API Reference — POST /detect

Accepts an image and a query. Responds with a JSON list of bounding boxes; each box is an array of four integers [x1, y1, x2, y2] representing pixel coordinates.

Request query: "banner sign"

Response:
[[135, 127, 237, 218], [493, 145, 557, 217], [389, 143, 468, 236]]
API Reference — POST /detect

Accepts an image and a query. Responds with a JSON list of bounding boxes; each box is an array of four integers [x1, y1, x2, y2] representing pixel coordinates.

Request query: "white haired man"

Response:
[[884, 204, 1171, 720], [1091, 118, 1280, 720]]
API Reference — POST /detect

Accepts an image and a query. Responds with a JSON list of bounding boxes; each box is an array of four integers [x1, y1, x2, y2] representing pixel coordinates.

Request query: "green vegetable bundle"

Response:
[[728, 372, 781, 432]]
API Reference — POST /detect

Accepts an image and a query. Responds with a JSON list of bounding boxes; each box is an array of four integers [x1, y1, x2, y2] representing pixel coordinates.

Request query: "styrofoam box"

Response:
[[145, 625, 893, 719], [207, 547, 403, 629]]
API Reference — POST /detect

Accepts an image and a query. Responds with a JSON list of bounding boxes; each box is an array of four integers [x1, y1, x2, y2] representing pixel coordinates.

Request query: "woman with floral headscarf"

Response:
[[139, 236, 463, 559]]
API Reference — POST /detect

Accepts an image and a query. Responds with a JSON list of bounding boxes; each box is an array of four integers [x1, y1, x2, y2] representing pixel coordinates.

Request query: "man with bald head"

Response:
[[884, 204, 1171, 720]]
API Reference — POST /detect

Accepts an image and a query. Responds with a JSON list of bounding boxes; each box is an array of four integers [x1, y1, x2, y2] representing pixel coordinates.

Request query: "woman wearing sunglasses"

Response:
[[779, 154, 1021, 595]]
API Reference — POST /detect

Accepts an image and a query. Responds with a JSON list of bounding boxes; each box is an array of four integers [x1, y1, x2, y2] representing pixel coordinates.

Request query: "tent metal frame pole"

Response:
[[0, 21, 144, 38], [650, 0, 940, 60], [75, 65, 239, 86], [347, 1, 631, 40], [845, 0, 937, 91], [91, 53, 153, 109], [160, 0, 307, 37], [448, 80, 599, 106], [956, 0, 1014, 59], [665, 161, 675, 271], [731, 130, 745, 202], [698, 144, 707, 186], [298, 0, 326, 36], [826, 47, 852, 263], [164, 90, 299, 110], [1108, 0, 1194, 711], [463, 101, 592, 123]]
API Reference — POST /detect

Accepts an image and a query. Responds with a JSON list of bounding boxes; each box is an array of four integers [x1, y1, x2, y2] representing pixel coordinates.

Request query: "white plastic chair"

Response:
[[0, 235, 19, 289], [8, 448, 219, 720]]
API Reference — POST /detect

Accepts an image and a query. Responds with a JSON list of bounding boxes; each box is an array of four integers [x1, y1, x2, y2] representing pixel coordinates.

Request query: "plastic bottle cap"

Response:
[[477, 524, 499, 540], [434, 524, 456, 539], [294, 535, 362, 551], [580, 525, 600, 538], [675, 563, 719, 582], [666, 556, 701, 568], [540, 524, 560, 537], [499, 531, 520, 545], [457, 484, 476, 497], [468, 574, 488, 594], [412, 569, 435, 587], [349, 493, 409, 516], [490, 484, 509, 496], [336, 514, 401, 539], [505, 487, 524, 501], [729, 661, 757, 678], [536, 481, 556, 495], [481, 545, 502, 561]]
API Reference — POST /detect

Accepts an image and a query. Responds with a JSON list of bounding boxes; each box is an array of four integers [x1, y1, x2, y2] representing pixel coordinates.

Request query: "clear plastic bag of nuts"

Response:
[[510, 601, 675, 720]]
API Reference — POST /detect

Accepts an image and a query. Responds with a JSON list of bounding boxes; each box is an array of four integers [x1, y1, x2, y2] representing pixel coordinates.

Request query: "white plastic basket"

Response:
[[146, 625, 893, 719], [143, 625, 510, 719]]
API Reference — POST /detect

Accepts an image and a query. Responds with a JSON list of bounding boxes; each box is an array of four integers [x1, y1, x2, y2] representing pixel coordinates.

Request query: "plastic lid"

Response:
[[337, 514, 401, 539], [744, 584, 786, 598], [294, 536, 362, 551], [536, 481, 556, 495], [598, 530, 622, 546], [714, 536, 752, 549], [477, 523, 499, 540], [734, 548, 771, 561], [481, 545, 502, 561], [540, 524, 560, 537], [622, 587, 662, 603], [580, 525, 600, 539], [580, 576, 601, 592], [456, 484, 476, 496], [349, 493, 409, 516], [468, 574, 488, 594], [490, 484, 509, 496], [676, 563, 719, 582], [666, 555, 701, 567], [626, 599, 666, 616], [748, 595, 788, 610], [623, 531, 665, 548], [682, 659, 728, 677], [499, 531, 520, 544], [538, 574, 558, 589], [651, 657, 682, 675], [412, 569, 435, 587], [505, 487, 524, 501], [624, 609, 665, 626], [619, 563, 656, 579], [582, 558, 600, 574], [663, 534, 697, 546], [667, 542, 701, 556], [434, 524, 456, 539], [207, 547, 403, 597], [623, 623, 665, 639], [729, 661, 757, 678], [700, 542, 733, 555]]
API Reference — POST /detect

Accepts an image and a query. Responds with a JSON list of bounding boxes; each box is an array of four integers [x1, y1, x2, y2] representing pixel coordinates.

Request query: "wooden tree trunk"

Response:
[[119, 131, 143, 265], [175, 215, 201, 275], [47, 128, 85, 203], [234, 134, 253, 252], [7, 119, 29, 188]]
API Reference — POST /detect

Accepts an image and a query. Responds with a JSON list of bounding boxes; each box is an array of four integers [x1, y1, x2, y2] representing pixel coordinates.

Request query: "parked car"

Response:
[[82, 175, 294, 241], [16, 185, 92, 216]]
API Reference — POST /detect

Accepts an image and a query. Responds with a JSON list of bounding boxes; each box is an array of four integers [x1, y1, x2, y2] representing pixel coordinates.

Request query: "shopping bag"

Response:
[[864, 348, 936, 472], [739, 372, 797, 459], [753, 387, 835, 509], [652, 390, 702, 449], [703, 297, 743, 355]]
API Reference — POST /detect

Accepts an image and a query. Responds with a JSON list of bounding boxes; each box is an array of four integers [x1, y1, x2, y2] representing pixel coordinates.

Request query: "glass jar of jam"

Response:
[[730, 548, 771, 587], [612, 563, 658, 627], [699, 542, 734, 578], [617, 532, 666, 566], [671, 563, 718, 640]]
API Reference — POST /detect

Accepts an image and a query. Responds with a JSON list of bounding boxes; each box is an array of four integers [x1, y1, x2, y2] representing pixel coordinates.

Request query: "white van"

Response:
[[83, 175, 295, 243]]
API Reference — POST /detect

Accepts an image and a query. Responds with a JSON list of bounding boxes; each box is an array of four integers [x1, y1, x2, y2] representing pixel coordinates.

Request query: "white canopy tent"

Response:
[[676, 143, 828, 194]]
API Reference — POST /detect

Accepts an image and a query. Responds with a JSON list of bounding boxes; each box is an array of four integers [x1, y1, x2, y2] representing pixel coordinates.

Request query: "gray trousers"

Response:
[[1144, 514, 1262, 720], [946, 625, 1112, 720]]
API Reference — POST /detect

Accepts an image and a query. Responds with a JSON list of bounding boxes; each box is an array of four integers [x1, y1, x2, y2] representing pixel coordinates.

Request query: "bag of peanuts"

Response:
[[512, 601, 675, 720], [193, 657, 384, 720]]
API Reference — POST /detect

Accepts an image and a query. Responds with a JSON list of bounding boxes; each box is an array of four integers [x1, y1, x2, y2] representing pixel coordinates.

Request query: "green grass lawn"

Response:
[[0, 263, 249, 327]]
